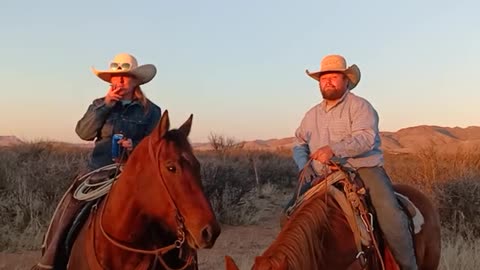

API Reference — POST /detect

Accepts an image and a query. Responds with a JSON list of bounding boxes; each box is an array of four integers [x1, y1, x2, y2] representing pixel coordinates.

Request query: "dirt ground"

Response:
[[0, 222, 280, 270], [0, 193, 288, 270]]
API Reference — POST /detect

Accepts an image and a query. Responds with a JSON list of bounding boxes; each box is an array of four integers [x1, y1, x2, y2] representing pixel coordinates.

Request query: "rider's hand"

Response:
[[104, 84, 123, 107], [118, 138, 133, 151], [310, 145, 334, 164]]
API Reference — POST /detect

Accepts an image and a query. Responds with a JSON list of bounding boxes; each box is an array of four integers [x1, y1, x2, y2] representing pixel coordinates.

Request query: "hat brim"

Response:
[[91, 64, 157, 85], [305, 64, 361, 90]]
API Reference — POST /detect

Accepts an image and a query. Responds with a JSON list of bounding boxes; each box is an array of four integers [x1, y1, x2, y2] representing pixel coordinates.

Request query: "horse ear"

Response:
[[152, 110, 170, 141], [178, 114, 193, 137], [224, 255, 240, 270]]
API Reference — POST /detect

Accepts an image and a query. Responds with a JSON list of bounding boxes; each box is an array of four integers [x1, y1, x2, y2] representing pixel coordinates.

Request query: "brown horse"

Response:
[[225, 183, 441, 270], [59, 111, 221, 270]]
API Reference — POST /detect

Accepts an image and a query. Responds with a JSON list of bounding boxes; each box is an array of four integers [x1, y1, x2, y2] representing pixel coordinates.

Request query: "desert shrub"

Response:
[[385, 147, 480, 238], [439, 229, 480, 270], [249, 151, 297, 187], [435, 178, 480, 237], [0, 142, 89, 250], [197, 150, 297, 225], [2, 141, 480, 252]]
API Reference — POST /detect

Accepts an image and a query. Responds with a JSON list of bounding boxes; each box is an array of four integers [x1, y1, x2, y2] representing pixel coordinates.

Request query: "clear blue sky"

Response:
[[1, 0, 478, 143]]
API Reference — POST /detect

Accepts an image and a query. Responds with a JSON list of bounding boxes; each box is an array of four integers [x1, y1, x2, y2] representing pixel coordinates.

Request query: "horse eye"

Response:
[[166, 165, 177, 173]]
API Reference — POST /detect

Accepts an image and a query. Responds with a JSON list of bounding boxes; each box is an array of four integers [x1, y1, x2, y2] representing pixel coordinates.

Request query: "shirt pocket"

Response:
[[122, 118, 148, 141], [328, 119, 350, 142]]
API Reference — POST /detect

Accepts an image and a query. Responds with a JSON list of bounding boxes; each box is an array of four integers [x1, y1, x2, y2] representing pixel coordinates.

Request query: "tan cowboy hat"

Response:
[[305, 54, 361, 90], [91, 53, 156, 85]]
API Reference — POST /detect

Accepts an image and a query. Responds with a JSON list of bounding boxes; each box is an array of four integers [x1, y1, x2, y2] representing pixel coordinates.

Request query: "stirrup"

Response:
[[34, 263, 54, 269]]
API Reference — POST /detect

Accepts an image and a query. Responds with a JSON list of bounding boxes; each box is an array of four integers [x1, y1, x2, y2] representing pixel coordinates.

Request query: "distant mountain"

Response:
[[0, 136, 23, 146], [3, 125, 480, 153], [192, 137, 296, 151], [192, 125, 480, 154], [0, 136, 93, 148], [380, 125, 480, 153]]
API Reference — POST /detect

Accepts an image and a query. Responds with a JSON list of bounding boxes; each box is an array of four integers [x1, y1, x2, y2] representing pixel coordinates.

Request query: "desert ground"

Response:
[[0, 221, 284, 270]]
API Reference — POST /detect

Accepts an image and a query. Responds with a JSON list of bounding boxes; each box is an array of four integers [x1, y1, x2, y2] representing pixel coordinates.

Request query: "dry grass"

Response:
[[0, 141, 89, 250], [384, 147, 480, 236], [439, 231, 480, 270], [197, 150, 296, 225], [0, 142, 479, 269]]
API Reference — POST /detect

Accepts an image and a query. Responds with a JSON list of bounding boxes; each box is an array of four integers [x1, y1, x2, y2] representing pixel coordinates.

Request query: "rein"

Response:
[[296, 158, 386, 270], [93, 137, 194, 270]]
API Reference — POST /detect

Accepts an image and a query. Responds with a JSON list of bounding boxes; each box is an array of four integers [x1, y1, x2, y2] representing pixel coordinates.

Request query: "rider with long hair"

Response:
[[32, 53, 161, 270]]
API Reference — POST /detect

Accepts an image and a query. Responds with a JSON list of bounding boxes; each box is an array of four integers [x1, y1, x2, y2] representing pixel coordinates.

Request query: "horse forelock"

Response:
[[262, 193, 336, 270], [159, 130, 195, 162], [163, 129, 192, 150]]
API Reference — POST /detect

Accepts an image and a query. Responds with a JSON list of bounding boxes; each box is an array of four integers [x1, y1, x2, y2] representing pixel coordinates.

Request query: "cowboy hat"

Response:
[[305, 54, 361, 90], [91, 53, 156, 85]]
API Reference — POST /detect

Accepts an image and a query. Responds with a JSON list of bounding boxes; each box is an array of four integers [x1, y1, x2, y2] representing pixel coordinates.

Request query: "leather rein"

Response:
[[296, 159, 385, 270], [92, 137, 194, 270]]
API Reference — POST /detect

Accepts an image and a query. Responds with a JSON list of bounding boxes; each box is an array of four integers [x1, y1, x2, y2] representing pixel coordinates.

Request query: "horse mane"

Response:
[[262, 192, 339, 269]]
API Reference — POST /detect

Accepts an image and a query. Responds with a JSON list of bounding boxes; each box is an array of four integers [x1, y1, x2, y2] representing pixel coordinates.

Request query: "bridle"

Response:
[[94, 136, 195, 270]]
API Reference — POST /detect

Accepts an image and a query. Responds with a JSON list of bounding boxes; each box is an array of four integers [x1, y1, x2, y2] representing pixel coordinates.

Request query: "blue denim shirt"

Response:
[[75, 97, 161, 170]]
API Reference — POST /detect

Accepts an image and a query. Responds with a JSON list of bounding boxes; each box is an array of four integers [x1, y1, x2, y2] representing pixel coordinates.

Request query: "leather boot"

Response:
[[31, 191, 83, 269]]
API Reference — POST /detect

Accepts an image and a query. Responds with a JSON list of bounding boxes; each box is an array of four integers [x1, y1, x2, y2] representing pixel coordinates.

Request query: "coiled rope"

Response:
[[73, 164, 122, 201]]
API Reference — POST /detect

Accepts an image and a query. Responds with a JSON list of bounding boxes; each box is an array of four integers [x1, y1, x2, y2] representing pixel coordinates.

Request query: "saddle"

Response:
[[44, 165, 122, 268], [66, 166, 122, 251], [285, 167, 424, 270]]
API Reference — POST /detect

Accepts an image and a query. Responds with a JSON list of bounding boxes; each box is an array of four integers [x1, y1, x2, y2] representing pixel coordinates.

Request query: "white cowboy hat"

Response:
[[305, 54, 361, 90], [91, 53, 156, 85]]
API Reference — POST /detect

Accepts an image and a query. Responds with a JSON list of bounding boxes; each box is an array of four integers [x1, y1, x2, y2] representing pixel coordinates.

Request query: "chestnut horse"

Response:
[[58, 111, 220, 269], [225, 183, 441, 270]]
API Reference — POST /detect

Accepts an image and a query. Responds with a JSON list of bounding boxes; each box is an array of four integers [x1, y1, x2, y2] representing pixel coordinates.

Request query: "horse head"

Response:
[[126, 110, 221, 250]]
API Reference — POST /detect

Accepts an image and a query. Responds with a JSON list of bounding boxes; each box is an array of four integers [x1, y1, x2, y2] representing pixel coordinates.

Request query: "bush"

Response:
[[197, 150, 296, 225], [384, 146, 480, 238], [435, 179, 480, 237], [0, 142, 89, 250], [1, 142, 480, 252]]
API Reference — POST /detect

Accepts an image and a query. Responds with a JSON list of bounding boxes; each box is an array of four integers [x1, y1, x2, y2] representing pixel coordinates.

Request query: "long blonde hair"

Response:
[[133, 86, 149, 114]]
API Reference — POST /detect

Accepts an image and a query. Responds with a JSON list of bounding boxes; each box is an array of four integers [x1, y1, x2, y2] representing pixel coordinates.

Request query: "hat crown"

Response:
[[110, 53, 138, 70], [92, 53, 156, 85], [320, 54, 347, 71], [305, 54, 361, 90]]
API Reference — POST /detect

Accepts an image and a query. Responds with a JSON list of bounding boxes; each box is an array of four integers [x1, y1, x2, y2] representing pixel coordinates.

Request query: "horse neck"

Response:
[[101, 174, 149, 244], [102, 164, 176, 248], [96, 173, 188, 270], [261, 196, 334, 269]]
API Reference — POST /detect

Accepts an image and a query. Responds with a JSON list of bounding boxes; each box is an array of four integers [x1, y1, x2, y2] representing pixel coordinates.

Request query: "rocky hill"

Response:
[[193, 125, 480, 153]]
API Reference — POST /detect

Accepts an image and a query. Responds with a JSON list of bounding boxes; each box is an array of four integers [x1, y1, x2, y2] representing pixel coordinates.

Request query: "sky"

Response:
[[1, 0, 479, 144]]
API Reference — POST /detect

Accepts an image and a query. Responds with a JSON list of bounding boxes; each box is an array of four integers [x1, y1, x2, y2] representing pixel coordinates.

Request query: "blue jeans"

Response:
[[358, 167, 417, 270]]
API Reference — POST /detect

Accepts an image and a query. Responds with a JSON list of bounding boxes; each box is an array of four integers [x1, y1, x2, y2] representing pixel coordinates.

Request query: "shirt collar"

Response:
[[115, 99, 141, 109]]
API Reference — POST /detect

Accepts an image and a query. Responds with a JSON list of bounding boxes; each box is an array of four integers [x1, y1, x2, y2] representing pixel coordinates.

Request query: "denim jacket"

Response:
[[75, 97, 161, 170]]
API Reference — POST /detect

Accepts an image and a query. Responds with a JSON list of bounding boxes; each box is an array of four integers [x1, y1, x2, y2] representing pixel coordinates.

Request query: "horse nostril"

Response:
[[201, 225, 213, 244]]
